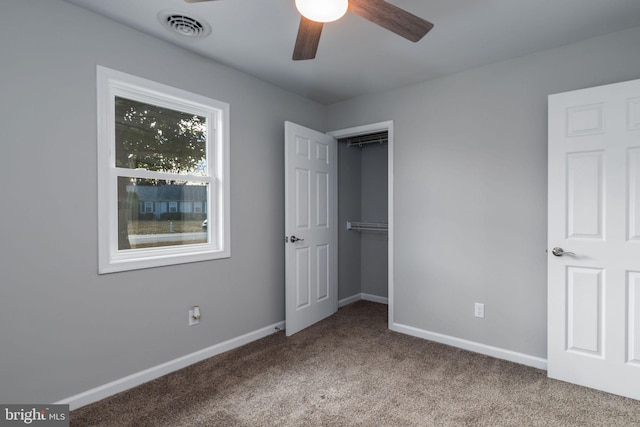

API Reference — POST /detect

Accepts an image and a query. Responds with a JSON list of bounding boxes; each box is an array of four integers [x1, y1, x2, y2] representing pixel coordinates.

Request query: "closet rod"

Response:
[[346, 221, 388, 232], [340, 131, 388, 148]]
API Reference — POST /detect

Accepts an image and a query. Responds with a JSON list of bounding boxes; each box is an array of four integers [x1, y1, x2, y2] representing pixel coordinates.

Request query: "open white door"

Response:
[[548, 78, 640, 399], [284, 121, 338, 336]]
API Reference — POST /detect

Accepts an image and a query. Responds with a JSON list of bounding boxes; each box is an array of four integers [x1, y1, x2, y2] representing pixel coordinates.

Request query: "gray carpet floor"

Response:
[[71, 301, 640, 426]]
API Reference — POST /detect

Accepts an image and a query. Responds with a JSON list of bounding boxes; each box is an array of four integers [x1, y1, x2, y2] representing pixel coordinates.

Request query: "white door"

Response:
[[548, 78, 640, 399], [284, 121, 338, 336]]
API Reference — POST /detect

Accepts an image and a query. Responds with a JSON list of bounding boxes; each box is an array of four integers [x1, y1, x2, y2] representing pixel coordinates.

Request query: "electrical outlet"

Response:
[[188, 306, 200, 326], [474, 303, 485, 319]]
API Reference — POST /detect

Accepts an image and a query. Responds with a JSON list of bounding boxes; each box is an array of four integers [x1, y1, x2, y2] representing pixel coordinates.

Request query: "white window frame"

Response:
[[97, 66, 230, 274]]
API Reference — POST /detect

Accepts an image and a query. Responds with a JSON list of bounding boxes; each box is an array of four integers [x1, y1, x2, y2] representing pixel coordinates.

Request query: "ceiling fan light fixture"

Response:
[[295, 0, 348, 23]]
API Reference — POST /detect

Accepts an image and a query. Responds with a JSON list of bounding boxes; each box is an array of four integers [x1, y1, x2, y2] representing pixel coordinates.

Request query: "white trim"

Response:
[[387, 122, 394, 328], [338, 294, 362, 307], [327, 120, 394, 326], [362, 293, 388, 305], [56, 321, 285, 410], [96, 65, 231, 274], [338, 293, 389, 307], [390, 322, 547, 371]]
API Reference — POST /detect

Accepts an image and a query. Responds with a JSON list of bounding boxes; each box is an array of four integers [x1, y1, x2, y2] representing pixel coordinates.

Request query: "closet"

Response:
[[337, 131, 389, 303]]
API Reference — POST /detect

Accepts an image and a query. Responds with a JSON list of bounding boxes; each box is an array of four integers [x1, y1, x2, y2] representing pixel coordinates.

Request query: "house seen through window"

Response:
[[98, 66, 230, 273]]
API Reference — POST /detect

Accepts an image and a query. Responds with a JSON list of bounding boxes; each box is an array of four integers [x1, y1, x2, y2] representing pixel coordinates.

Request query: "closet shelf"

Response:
[[346, 221, 388, 232]]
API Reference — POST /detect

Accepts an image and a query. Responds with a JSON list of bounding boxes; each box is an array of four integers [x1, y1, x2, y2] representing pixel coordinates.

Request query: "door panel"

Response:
[[285, 122, 337, 336], [628, 149, 640, 240], [295, 247, 310, 309], [296, 168, 310, 228], [566, 267, 603, 355], [317, 172, 329, 227], [548, 78, 640, 400], [566, 151, 603, 239], [628, 272, 640, 365], [317, 244, 329, 301]]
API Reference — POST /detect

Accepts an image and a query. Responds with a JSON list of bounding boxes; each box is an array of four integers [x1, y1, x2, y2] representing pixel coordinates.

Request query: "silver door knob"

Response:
[[290, 236, 304, 243], [552, 247, 576, 257]]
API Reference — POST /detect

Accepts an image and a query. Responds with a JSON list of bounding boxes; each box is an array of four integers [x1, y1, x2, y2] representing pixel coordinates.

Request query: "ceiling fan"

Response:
[[184, 0, 434, 60]]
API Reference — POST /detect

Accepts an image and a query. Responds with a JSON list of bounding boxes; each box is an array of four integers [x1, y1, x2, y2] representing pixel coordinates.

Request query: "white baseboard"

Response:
[[338, 294, 362, 307], [57, 303, 543, 411], [338, 293, 389, 307], [361, 293, 388, 305], [56, 321, 285, 411], [390, 322, 547, 371]]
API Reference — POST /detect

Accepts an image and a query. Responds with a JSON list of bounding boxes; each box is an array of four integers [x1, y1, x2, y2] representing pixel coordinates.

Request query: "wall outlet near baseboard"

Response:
[[474, 303, 485, 319]]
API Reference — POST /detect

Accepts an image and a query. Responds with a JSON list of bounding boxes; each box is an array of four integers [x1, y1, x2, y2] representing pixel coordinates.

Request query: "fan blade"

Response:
[[348, 0, 434, 42], [293, 17, 324, 60]]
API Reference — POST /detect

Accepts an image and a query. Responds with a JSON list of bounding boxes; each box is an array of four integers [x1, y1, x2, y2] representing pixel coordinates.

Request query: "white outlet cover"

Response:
[[474, 303, 485, 318], [188, 309, 199, 326]]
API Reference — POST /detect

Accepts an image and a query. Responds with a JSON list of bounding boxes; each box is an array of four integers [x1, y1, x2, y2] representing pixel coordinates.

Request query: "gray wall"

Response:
[[327, 26, 640, 359], [0, 0, 326, 403]]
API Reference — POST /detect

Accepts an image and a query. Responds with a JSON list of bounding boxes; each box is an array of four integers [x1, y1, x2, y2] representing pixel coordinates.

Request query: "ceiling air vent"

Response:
[[158, 11, 211, 38]]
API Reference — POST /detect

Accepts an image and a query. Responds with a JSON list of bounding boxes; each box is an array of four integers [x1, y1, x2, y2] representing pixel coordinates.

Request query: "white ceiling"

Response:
[[64, 0, 640, 104]]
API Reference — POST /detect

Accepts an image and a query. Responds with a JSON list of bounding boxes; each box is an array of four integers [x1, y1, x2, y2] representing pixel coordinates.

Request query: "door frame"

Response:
[[327, 120, 394, 328]]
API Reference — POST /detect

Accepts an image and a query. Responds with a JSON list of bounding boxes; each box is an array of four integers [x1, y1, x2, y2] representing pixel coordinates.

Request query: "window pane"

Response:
[[115, 97, 207, 176], [118, 177, 209, 250]]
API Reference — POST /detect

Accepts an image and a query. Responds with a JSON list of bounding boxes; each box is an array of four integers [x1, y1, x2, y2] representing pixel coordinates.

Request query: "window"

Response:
[[97, 66, 230, 273]]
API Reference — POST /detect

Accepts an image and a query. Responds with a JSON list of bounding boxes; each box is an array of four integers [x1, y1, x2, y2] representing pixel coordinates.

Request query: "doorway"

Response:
[[329, 121, 394, 325], [284, 121, 393, 335]]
